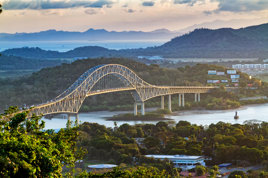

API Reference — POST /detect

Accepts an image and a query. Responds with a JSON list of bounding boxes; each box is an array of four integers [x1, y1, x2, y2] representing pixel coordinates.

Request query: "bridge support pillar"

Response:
[[134, 102, 138, 116], [67, 114, 71, 128], [179, 94, 182, 107], [75, 114, 79, 126], [141, 102, 145, 116], [182, 94, 185, 107], [161, 96, 165, 109], [168, 95, 172, 112], [195, 93, 201, 102], [178, 94, 185, 107]]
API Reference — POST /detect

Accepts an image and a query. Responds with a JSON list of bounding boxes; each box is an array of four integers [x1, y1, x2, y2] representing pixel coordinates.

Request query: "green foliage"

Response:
[[78, 120, 268, 171], [0, 107, 84, 177], [195, 165, 207, 176], [83, 166, 177, 177], [229, 170, 247, 178]]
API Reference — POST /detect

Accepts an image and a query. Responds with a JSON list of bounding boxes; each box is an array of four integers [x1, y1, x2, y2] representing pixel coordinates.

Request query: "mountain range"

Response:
[[0, 28, 180, 41], [2, 23, 268, 58]]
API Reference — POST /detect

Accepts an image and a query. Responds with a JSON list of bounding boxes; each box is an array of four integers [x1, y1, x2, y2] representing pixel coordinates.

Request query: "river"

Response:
[[43, 103, 268, 130]]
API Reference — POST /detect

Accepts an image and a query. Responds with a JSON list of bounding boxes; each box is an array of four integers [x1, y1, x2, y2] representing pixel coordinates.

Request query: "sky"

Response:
[[0, 0, 268, 33]]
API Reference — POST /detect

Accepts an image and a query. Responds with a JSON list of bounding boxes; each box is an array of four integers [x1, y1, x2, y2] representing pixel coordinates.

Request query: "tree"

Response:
[[84, 166, 174, 177], [229, 170, 247, 178], [143, 136, 161, 153], [195, 165, 207, 176], [0, 107, 84, 177], [209, 165, 219, 178]]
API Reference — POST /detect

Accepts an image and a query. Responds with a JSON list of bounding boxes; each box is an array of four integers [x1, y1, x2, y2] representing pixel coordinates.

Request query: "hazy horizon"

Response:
[[0, 0, 268, 33], [0, 20, 268, 35]]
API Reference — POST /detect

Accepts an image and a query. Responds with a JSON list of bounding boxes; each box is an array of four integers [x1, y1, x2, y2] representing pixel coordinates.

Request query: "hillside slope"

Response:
[[152, 23, 268, 58], [0, 54, 63, 70]]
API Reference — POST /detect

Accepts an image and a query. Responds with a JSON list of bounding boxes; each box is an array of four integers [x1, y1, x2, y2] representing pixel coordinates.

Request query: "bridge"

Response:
[[9, 64, 217, 125]]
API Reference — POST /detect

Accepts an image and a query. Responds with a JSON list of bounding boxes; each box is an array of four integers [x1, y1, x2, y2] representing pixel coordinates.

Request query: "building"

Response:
[[145, 155, 205, 170], [232, 64, 268, 75], [88, 164, 117, 172], [232, 64, 268, 69]]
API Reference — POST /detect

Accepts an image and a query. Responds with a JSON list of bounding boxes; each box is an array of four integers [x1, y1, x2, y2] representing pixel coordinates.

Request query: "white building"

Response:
[[232, 64, 268, 69], [232, 64, 268, 75], [88, 164, 117, 171], [145, 155, 205, 170]]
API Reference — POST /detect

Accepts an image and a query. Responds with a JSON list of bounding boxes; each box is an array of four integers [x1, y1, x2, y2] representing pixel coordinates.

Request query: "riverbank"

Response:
[[107, 109, 172, 121], [240, 98, 268, 105]]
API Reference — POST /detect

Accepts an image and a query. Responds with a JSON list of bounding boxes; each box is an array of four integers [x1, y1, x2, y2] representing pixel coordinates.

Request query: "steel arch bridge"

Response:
[[26, 64, 216, 117]]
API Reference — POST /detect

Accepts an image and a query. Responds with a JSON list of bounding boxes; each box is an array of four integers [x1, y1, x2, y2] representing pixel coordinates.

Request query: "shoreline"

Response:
[[106, 117, 172, 121], [45, 103, 268, 121], [78, 101, 268, 115], [78, 104, 256, 116]]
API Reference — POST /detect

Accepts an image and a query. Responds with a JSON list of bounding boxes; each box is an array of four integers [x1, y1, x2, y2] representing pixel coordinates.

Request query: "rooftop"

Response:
[[88, 164, 117, 169], [145, 155, 203, 160], [218, 163, 232, 167]]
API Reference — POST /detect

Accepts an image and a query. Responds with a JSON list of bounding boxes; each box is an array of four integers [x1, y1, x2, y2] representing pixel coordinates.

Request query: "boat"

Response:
[[234, 111, 239, 119]]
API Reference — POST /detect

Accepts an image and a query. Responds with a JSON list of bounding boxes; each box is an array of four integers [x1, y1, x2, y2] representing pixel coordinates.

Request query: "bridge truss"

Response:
[[21, 64, 216, 117]]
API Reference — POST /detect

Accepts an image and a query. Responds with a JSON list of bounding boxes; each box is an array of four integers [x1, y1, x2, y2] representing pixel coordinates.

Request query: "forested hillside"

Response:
[[0, 54, 63, 70], [0, 58, 266, 112], [148, 23, 268, 58]]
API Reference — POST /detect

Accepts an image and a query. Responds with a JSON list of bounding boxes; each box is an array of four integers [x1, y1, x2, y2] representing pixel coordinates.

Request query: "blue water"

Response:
[[43, 104, 268, 129], [0, 40, 165, 52]]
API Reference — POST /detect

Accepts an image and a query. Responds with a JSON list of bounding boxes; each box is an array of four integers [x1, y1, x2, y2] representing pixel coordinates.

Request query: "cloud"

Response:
[[125, 9, 135, 13], [40, 10, 59, 16], [142, 1, 155, 7], [203, 10, 213, 15], [89, 0, 113, 8], [174, 0, 200, 6], [213, 0, 268, 12], [85, 8, 98, 15], [3, 0, 114, 10]]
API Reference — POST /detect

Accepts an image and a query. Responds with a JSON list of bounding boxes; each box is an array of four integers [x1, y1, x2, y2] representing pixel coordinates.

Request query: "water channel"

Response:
[[43, 103, 268, 130]]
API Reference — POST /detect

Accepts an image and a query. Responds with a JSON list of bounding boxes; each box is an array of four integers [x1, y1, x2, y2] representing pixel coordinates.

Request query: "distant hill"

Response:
[[0, 54, 63, 70], [2, 23, 268, 58], [2, 46, 121, 59], [0, 28, 180, 41], [152, 23, 268, 58]]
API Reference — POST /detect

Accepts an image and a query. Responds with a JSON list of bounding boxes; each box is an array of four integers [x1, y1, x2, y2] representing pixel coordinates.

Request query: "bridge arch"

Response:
[[18, 64, 217, 117], [30, 64, 153, 116]]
